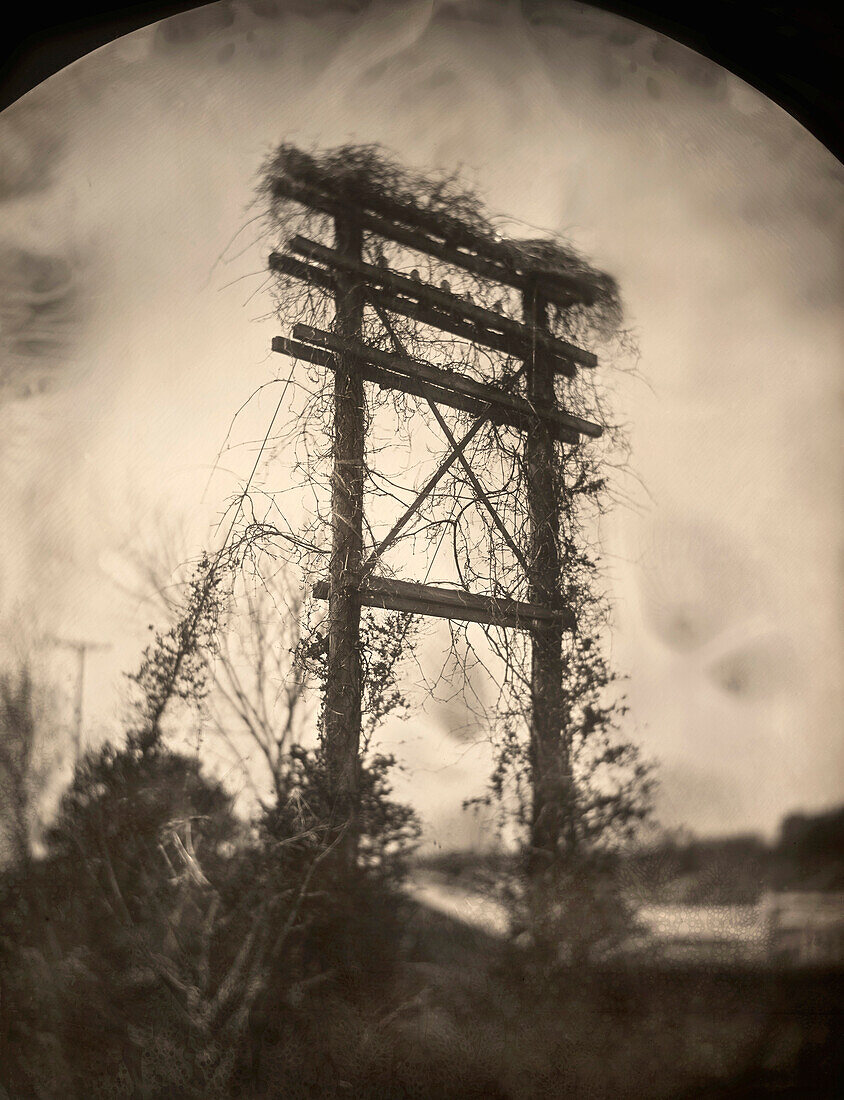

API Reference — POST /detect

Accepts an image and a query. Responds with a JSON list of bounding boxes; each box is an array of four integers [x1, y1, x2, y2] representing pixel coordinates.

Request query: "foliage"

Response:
[[618, 806, 844, 905], [0, 595, 420, 1098], [0, 737, 243, 1097], [262, 142, 622, 338], [0, 488, 424, 1096], [0, 663, 40, 866], [773, 806, 844, 890], [208, 563, 313, 808], [128, 552, 228, 753], [0, 661, 63, 867], [258, 142, 653, 965], [469, 629, 655, 964], [296, 605, 418, 749]]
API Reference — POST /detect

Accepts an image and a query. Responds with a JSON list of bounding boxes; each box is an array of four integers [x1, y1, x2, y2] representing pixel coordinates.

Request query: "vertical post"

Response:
[[324, 215, 365, 839], [523, 284, 569, 874], [72, 643, 86, 765], [48, 637, 109, 764]]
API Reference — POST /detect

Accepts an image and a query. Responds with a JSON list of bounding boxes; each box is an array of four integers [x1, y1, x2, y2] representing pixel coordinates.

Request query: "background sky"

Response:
[[0, 0, 841, 847]]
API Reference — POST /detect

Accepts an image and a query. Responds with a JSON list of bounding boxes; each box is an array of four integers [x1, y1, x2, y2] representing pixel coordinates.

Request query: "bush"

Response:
[[1, 737, 243, 1097], [0, 733, 421, 1098]]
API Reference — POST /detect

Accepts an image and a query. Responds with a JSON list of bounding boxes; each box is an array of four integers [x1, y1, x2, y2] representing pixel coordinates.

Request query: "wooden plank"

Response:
[[312, 576, 573, 631], [273, 335, 580, 444], [366, 285, 576, 376], [269, 175, 592, 308], [268, 251, 335, 293], [267, 251, 577, 374], [289, 235, 597, 369], [293, 324, 602, 439], [295, 322, 512, 406], [275, 336, 505, 422], [374, 577, 561, 622], [272, 335, 332, 367], [268, 167, 603, 306]]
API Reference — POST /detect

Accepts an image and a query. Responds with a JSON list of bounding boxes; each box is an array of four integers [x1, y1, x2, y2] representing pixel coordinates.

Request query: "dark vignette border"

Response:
[[0, 1, 841, 163]]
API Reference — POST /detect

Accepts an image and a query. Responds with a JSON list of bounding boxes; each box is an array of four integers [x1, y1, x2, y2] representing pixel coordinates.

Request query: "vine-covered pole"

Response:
[[265, 147, 616, 876], [523, 283, 569, 872], [324, 214, 365, 841]]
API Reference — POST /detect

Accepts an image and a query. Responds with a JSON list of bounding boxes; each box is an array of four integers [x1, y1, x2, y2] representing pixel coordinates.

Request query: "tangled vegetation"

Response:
[[259, 143, 653, 958], [0, 546, 422, 1097], [0, 143, 664, 1097]]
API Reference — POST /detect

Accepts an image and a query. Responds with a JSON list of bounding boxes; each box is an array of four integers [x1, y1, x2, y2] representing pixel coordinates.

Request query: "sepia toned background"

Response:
[[1, 0, 841, 847]]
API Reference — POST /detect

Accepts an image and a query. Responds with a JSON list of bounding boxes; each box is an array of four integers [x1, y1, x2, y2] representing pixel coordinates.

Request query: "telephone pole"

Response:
[[268, 149, 607, 870], [523, 283, 568, 870], [48, 637, 110, 764], [323, 213, 365, 839]]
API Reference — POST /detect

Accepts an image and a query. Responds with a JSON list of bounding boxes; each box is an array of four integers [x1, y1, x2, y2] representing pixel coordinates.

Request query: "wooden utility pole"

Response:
[[268, 154, 608, 868], [523, 286, 568, 871], [323, 215, 365, 835], [48, 637, 110, 764]]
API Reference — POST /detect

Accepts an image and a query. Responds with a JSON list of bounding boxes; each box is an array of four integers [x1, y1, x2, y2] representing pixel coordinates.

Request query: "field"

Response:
[[330, 870, 841, 1099], [354, 895, 842, 1099]]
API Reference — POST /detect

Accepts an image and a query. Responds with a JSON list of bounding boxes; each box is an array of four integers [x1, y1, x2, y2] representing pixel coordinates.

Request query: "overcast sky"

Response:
[[1, 0, 841, 846]]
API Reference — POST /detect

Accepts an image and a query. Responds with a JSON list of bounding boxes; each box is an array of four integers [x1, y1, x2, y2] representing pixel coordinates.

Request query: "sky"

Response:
[[0, 0, 841, 847]]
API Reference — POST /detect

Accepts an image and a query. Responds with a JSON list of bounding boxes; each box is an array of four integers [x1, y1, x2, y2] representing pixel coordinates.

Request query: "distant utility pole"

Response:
[[47, 638, 111, 764]]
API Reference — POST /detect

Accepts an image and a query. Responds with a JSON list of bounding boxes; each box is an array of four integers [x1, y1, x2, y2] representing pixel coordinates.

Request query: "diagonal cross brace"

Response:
[[359, 393, 511, 581], [425, 400, 531, 577], [366, 299, 532, 580]]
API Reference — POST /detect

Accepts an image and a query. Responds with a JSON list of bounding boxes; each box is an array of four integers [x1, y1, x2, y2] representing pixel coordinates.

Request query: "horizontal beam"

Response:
[[312, 576, 573, 631], [269, 160, 606, 305], [272, 335, 331, 367], [269, 176, 593, 308], [288, 236, 597, 370], [267, 251, 577, 374], [294, 324, 602, 439], [273, 335, 579, 445], [273, 335, 501, 420], [366, 285, 575, 375], [269, 250, 335, 293], [273, 334, 486, 417]]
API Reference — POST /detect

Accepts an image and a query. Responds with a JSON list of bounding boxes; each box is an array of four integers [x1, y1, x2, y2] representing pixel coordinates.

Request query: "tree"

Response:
[[0, 660, 64, 868], [1, 540, 421, 1097], [209, 565, 312, 808], [118, 526, 416, 818]]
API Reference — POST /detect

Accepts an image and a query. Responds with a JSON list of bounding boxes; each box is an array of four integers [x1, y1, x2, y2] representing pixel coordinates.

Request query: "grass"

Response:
[[227, 900, 842, 1099]]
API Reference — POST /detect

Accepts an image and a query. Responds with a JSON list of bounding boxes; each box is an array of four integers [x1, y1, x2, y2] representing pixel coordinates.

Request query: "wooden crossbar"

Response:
[[272, 335, 331, 368], [267, 251, 577, 375], [367, 285, 556, 370], [272, 335, 577, 441], [312, 575, 573, 631], [269, 160, 604, 304], [274, 334, 520, 424], [291, 325, 600, 439], [288, 236, 597, 369], [269, 251, 335, 293], [269, 176, 594, 308]]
